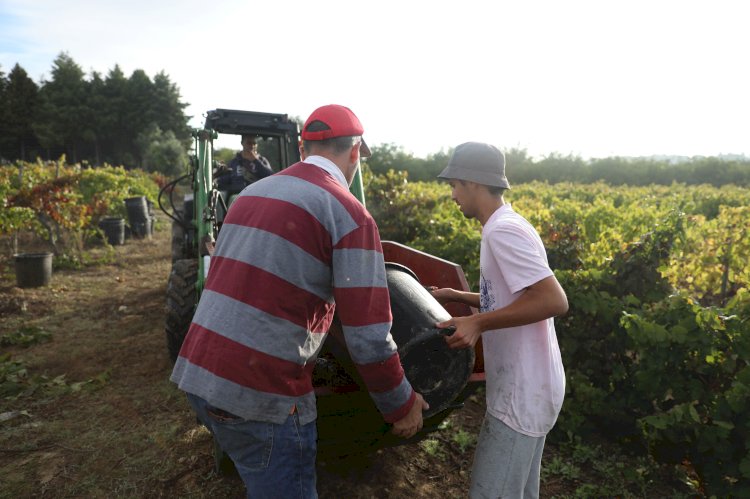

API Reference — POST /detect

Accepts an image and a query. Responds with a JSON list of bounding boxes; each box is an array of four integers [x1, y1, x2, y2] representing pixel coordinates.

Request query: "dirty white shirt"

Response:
[[479, 204, 565, 437]]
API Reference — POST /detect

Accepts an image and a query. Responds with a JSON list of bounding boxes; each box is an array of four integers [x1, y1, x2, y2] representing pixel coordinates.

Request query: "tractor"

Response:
[[159, 108, 485, 461]]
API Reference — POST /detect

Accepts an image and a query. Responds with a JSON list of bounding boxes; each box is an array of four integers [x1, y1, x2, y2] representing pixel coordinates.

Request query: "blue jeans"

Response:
[[186, 393, 317, 499]]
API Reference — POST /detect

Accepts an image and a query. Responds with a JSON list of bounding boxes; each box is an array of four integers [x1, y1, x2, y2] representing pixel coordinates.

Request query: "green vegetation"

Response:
[[510, 152, 750, 187], [0, 326, 51, 347], [1, 160, 162, 261], [0, 351, 110, 400], [366, 144, 750, 186], [419, 438, 445, 459], [451, 429, 476, 453], [364, 169, 750, 496], [0, 53, 190, 175], [541, 440, 696, 498]]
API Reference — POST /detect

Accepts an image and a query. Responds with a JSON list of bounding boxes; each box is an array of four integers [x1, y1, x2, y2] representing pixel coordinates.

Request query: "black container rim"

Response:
[[384, 262, 420, 282], [14, 252, 54, 259]]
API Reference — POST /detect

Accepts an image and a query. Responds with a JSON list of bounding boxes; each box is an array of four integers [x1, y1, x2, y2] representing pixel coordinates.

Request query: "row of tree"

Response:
[[366, 144, 750, 187], [507, 150, 750, 187], [0, 52, 191, 175]]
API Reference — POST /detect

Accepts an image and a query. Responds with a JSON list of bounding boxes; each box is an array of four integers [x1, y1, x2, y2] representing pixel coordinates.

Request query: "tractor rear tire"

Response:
[[171, 209, 187, 262], [165, 258, 198, 363]]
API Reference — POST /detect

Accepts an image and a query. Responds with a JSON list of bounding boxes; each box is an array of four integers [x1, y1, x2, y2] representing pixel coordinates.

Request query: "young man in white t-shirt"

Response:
[[431, 142, 569, 499]]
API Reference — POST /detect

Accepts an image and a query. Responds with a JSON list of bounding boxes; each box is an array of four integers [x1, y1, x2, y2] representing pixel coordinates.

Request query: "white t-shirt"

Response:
[[480, 204, 565, 437]]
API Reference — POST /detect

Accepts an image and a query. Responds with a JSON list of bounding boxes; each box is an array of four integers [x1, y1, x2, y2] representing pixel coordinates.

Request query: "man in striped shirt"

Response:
[[171, 104, 428, 498]]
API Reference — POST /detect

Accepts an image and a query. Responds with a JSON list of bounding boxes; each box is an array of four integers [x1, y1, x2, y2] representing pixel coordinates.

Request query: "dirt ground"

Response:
[[0, 224, 681, 498]]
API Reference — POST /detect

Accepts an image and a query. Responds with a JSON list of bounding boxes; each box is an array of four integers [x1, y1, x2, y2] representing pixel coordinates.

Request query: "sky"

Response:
[[0, 0, 748, 160]]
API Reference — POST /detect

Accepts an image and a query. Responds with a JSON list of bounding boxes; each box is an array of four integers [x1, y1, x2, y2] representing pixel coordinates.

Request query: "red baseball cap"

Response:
[[301, 104, 372, 158]]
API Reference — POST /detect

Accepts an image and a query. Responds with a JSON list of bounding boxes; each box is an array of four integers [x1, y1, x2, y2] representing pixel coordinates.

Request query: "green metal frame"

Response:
[[192, 129, 217, 291], [349, 167, 366, 208]]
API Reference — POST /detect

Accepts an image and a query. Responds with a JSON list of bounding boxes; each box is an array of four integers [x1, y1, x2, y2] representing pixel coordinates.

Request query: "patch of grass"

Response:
[[43, 369, 111, 396], [53, 244, 118, 270], [419, 438, 446, 460], [542, 439, 699, 498], [451, 429, 476, 453], [0, 353, 31, 399], [0, 353, 110, 400], [435, 414, 477, 454], [0, 326, 52, 347], [544, 455, 582, 482]]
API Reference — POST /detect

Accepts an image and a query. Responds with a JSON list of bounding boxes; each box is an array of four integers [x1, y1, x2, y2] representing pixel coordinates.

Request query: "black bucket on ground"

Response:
[[129, 218, 155, 238], [125, 196, 151, 238], [99, 217, 125, 245], [14, 252, 53, 288]]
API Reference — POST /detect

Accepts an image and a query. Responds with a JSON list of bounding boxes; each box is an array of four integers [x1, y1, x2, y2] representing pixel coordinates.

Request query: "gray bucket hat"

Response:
[[437, 142, 510, 189]]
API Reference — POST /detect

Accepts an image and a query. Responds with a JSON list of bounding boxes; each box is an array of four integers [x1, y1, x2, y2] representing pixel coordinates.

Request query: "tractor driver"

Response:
[[217, 134, 274, 194]]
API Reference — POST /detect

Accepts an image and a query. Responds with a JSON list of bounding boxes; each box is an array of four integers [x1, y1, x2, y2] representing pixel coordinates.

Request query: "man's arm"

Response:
[[331, 220, 428, 438], [436, 275, 568, 349], [391, 392, 429, 438], [215, 156, 238, 189], [248, 151, 274, 178], [430, 287, 480, 308]]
